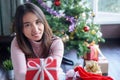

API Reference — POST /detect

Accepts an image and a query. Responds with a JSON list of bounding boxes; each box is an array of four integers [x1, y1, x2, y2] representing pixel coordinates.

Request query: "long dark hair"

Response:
[[13, 2, 53, 58]]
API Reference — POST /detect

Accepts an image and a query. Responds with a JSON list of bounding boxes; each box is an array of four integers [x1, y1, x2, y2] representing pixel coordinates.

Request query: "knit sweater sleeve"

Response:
[[11, 37, 27, 80], [50, 37, 64, 67]]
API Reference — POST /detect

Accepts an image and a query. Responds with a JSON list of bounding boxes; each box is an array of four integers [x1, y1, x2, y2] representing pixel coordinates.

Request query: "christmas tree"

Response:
[[30, 0, 105, 56]]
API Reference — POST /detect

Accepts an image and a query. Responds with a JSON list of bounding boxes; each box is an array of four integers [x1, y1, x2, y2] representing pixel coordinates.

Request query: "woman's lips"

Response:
[[32, 32, 41, 37]]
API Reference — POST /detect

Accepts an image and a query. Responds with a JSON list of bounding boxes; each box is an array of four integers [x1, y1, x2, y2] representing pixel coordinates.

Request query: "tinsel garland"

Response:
[[29, 0, 78, 32]]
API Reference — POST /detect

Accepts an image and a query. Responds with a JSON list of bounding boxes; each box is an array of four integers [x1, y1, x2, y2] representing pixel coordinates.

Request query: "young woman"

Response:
[[11, 2, 65, 80]]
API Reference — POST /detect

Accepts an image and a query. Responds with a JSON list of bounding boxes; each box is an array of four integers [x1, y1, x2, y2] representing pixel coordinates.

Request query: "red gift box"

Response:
[[26, 57, 58, 80], [84, 45, 99, 61]]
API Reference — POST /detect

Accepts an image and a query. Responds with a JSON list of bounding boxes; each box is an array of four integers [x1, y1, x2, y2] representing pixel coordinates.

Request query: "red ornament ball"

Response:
[[54, 0, 61, 6], [83, 26, 90, 32]]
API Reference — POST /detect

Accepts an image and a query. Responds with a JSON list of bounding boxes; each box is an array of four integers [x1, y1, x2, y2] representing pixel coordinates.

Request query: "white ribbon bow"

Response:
[[27, 57, 57, 80]]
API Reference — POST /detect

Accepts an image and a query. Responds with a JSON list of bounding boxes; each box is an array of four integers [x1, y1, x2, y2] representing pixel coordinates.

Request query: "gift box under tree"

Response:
[[84, 45, 109, 76], [83, 44, 99, 61], [26, 57, 58, 80]]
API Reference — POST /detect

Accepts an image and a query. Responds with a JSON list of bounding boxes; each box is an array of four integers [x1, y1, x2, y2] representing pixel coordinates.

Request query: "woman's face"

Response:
[[23, 12, 44, 41]]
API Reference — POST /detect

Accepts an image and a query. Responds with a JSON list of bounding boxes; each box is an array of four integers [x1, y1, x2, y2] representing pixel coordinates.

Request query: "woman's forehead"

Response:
[[23, 12, 38, 23]]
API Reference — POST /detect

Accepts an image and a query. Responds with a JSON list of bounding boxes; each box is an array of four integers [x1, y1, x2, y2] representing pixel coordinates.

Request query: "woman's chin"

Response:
[[32, 36, 42, 41], [35, 39, 42, 42]]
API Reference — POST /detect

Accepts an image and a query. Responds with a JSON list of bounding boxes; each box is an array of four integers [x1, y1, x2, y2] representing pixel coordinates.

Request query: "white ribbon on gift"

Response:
[[27, 57, 57, 80]]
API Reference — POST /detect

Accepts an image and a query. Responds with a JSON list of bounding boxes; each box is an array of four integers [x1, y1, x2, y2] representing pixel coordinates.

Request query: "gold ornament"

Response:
[[91, 30, 96, 35], [75, 16, 78, 19], [61, 34, 69, 42], [91, 12, 95, 17]]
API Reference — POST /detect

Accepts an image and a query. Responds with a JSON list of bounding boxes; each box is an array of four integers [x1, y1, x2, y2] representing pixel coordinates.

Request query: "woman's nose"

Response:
[[32, 24, 39, 32]]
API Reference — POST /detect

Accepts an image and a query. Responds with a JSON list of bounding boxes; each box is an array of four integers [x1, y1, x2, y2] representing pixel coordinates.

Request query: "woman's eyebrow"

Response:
[[23, 22, 30, 25], [23, 18, 41, 24], [36, 19, 41, 21]]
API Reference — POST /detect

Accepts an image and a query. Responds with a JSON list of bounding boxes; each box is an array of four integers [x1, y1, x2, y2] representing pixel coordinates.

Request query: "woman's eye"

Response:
[[24, 23, 31, 27], [36, 20, 41, 25]]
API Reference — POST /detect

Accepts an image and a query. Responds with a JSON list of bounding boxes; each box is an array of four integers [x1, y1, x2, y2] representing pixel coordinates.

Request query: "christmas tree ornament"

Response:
[[96, 31, 102, 38], [91, 12, 95, 17], [98, 39, 101, 42], [83, 26, 90, 32], [91, 30, 96, 35], [46, 1, 52, 8], [82, 13, 86, 19], [65, 34, 69, 40], [74, 16, 78, 19], [54, 0, 61, 6], [61, 34, 69, 42]]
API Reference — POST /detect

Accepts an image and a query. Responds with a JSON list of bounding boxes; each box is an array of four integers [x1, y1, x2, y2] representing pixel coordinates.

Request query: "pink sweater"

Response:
[[11, 37, 64, 80]]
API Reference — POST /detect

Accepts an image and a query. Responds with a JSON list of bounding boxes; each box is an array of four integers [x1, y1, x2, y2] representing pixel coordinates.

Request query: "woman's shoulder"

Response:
[[51, 35, 64, 47], [11, 37, 18, 46], [11, 37, 17, 43], [52, 35, 62, 42]]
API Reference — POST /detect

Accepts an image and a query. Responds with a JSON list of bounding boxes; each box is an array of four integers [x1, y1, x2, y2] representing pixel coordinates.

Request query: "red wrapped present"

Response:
[[26, 57, 58, 80], [84, 45, 99, 61]]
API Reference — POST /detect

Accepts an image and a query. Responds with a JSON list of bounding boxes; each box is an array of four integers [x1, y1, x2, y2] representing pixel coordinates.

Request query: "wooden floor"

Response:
[[62, 39, 120, 80], [99, 39, 120, 80]]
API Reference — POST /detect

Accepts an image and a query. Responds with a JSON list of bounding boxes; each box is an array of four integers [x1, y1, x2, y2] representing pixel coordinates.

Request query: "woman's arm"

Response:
[[11, 37, 27, 80], [50, 37, 64, 67]]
